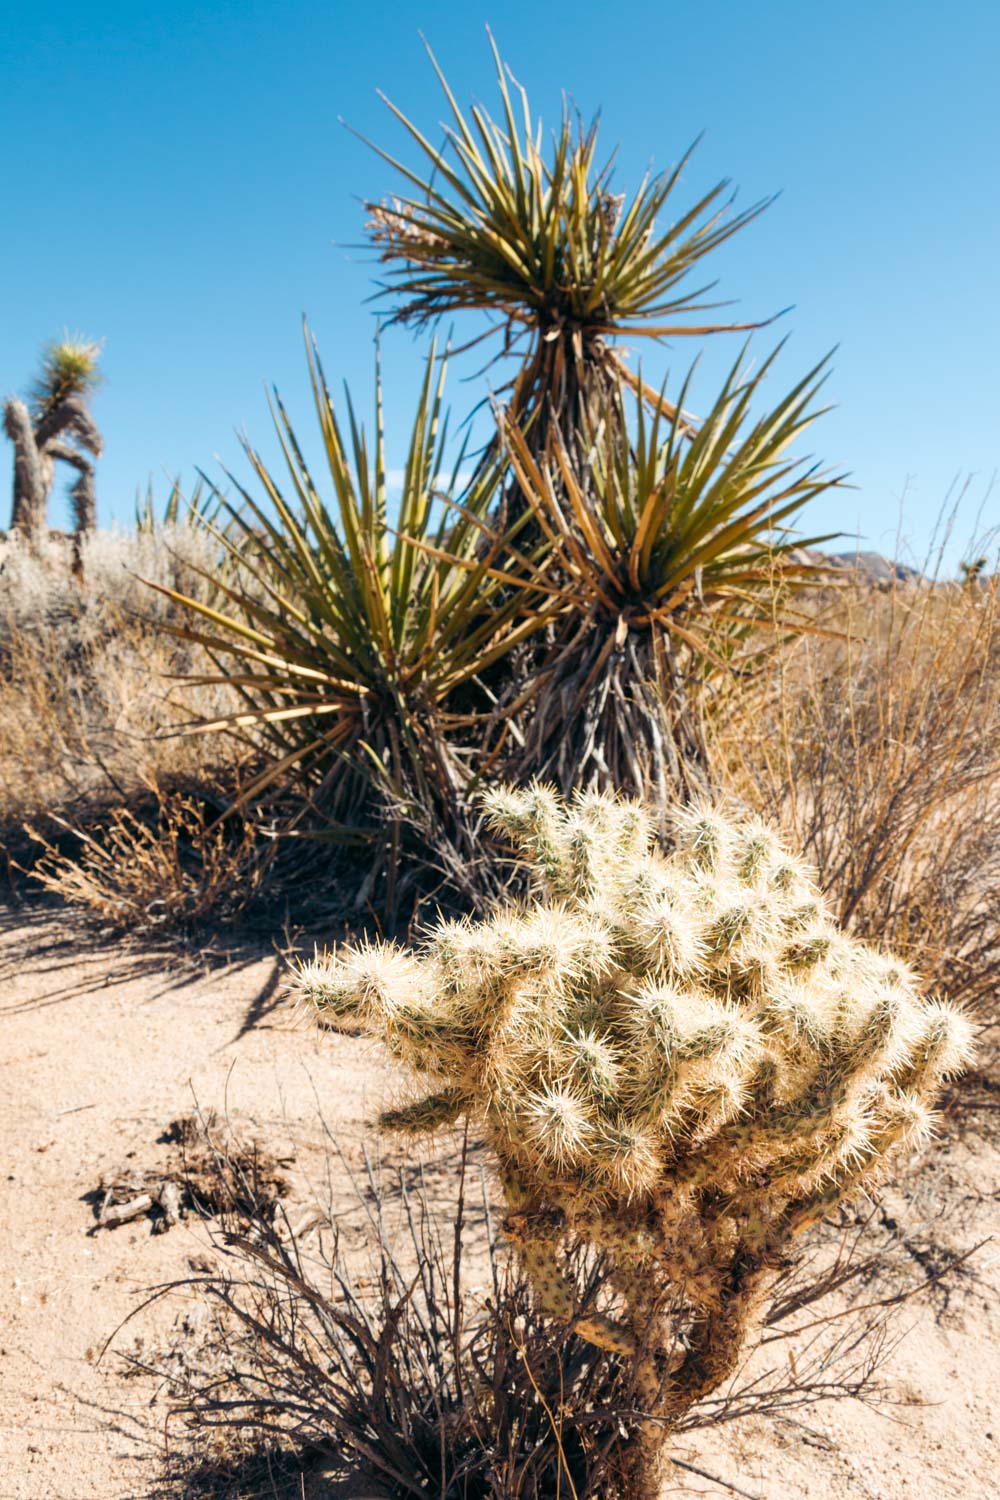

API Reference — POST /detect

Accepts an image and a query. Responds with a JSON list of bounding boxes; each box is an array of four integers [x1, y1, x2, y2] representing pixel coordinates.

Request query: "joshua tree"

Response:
[[295, 785, 974, 1497], [4, 337, 104, 541], [960, 555, 989, 588]]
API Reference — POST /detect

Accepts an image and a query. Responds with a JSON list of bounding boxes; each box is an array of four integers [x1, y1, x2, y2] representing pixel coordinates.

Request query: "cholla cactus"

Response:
[[294, 786, 973, 1478]]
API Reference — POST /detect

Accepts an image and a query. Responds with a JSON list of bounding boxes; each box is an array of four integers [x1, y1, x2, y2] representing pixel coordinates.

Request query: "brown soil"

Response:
[[1, 907, 997, 1499]]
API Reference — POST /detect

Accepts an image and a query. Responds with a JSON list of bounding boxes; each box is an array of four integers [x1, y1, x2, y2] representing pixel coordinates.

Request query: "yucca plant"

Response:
[[363, 34, 771, 468], [499, 344, 844, 801], [359, 39, 847, 805], [150, 331, 553, 919], [295, 785, 975, 1497], [134, 475, 221, 534]]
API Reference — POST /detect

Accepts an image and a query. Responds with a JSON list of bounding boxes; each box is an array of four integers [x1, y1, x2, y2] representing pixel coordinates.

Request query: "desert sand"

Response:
[[2, 906, 997, 1500]]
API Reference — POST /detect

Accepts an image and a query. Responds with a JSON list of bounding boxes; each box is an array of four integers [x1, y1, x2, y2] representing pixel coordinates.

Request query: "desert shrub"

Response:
[[26, 781, 266, 934], [292, 787, 974, 1496], [165, 1148, 637, 1498], [0, 526, 244, 880], [712, 576, 1000, 1038], [134, 474, 221, 534], [158, 333, 844, 918]]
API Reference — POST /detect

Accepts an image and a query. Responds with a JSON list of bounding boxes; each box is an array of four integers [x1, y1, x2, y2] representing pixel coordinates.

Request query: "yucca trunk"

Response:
[[521, 615, 710, 804], [332, 690, 505, 923]]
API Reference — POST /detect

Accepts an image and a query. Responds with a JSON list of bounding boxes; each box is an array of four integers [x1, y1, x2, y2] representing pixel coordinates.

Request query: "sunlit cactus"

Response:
[[294, 786, 974, 1483]]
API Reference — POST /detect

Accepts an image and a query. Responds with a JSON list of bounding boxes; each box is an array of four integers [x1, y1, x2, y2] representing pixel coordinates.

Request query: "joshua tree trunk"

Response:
[[3, 390, 101, 541], [3, 397, 50, 539]]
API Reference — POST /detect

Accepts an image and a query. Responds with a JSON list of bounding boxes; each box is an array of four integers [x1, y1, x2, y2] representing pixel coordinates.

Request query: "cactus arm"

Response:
[[379, 1088, 467, 1134]]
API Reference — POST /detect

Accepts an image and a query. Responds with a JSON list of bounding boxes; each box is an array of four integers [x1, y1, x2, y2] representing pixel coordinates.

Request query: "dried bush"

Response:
[[148, 1138, 941, 1500], [0, 526, 245, 882], [712, 577, 1000, 1041], [292, 787, 974, 1495], [26, 781, 267, 934]]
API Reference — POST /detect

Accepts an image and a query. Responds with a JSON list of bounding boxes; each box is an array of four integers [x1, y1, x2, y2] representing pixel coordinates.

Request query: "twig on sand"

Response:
[[670, 1455, 766, 1500]]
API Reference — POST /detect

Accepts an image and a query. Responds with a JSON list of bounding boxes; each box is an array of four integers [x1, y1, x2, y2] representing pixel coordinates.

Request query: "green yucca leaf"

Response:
[[361, 34, 771, 355], [147, 327, 555, 857], [503, 344, 844, 660]]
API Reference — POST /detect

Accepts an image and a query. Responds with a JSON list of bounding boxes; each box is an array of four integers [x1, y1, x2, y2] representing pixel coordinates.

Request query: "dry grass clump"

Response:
[[27, 782, 267, 933], [0, 524, 221, 645], [712, 577, 1000, 1036], [293, 787, 973, 1494], [0, 527, 247, 898]]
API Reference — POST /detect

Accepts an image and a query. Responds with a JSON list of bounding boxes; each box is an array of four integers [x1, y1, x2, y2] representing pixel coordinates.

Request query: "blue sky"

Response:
[[3, 0, 998, 567]]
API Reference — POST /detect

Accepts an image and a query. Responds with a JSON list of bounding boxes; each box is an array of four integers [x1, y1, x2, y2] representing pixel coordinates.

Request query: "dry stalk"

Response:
[[712, 577, 1000, 1034], [128, 1134, 973, 1500]]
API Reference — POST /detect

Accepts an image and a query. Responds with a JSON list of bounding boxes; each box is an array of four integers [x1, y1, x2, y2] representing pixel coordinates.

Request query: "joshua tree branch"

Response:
[[35, 391, 104, 456], [46, 440, 98, 534]]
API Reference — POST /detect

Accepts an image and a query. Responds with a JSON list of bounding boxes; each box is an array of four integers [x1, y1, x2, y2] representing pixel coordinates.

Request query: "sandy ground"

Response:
[[1, 905, 997, 1500]]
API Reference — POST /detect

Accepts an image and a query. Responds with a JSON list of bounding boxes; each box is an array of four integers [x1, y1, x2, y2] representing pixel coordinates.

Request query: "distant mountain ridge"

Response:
[[825, 549, 925, 582], [788, 547, 926, 583]]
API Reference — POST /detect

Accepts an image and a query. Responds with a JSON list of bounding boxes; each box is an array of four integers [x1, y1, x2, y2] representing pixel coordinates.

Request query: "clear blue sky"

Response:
[[4, 0, 998, 567]]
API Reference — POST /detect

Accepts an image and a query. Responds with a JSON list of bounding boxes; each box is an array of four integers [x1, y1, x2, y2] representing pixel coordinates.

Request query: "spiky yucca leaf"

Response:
[[500, 344, 845, 799], [366, 35, 767, 342], [148, 330, 553, 915], [362, 34, 771, 451], [134, 476, 222, 534]]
